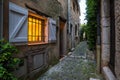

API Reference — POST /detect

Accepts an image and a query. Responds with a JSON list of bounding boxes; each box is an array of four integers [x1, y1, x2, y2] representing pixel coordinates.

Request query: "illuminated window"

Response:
[[28, 12, 47, 44]]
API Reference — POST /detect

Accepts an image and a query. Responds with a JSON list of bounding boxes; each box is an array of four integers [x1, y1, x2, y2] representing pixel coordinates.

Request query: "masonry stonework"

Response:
[[8, 1, 62, 79], [101, 0, 110, 67], [3, 0, 80, 79], [115, 0, 120, 79], [100, 0, 120, 79]]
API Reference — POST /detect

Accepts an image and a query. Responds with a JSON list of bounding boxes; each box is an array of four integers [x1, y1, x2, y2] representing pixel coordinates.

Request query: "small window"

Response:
[[28, 12, 47, 44], [73, 2, 75, 12], [75, 25, 77, 35]]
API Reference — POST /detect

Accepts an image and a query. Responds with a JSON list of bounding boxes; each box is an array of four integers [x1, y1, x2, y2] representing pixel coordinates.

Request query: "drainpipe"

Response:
[[67, 0, 70, 34], [0, 0, 3, 39], [67, 0, 71, 50]]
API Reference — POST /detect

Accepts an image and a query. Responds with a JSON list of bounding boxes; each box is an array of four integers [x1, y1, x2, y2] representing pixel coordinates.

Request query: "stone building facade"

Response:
[[0, 0, 80, 79], [97, 0, 120, 80]]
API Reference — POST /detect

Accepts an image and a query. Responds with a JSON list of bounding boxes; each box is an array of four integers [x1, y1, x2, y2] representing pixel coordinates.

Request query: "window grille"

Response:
[[28, 14, 45, 43]]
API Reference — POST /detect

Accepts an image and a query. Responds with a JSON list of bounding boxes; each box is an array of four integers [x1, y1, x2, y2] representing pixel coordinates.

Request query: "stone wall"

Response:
[[57, 0, 67, 19], [10, 0, 62, 18], [72, 0, 80, 46], [4, 0, 80, 79], [9, 0, 62, 56], [70, 0, 80, 48], [58, 0, 80, 50], [8, 0, 67, 79], [100, 0, 120, 79], [115, 0, 120, 79], [71, 0, 80, 23], [101, 0, 110, 67]]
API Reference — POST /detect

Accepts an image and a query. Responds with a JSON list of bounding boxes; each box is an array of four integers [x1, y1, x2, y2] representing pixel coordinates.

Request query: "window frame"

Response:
[[28, 12, 48, 45]]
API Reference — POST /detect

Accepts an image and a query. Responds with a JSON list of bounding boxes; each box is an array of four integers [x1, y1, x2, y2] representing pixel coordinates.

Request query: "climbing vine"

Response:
[[85, 0, 98, 50]]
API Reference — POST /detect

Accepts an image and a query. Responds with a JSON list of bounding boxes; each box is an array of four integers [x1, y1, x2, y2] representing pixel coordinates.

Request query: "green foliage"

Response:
[[85, 0, 98, 50], [0, 40, 20, 80], [80, 24, 87, 41]]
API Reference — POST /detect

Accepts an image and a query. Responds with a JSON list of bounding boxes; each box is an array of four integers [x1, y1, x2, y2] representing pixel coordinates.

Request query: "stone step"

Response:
[[89, 78, 100, 80]]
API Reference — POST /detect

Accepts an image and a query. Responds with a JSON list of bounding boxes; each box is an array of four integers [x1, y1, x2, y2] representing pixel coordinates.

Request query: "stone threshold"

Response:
[[102, 66, 117, 80]]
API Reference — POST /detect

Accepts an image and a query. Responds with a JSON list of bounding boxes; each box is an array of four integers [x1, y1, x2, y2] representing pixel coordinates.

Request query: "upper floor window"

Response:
[[73, 2, 75, 12]]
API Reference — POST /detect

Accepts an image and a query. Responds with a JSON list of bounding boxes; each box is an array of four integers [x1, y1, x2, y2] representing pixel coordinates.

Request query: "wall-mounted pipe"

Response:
[[67, 0, 71, 34]]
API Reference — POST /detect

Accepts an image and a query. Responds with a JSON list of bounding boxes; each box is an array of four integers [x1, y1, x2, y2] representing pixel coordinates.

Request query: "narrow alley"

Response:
[[37, 41, 104, 80], [1, 0, 120, 80]]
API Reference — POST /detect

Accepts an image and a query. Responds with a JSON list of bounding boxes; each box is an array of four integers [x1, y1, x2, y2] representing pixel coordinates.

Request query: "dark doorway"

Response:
[[59, 18, 66, 58], [110, 0, 115, 74], [70, 24, 73, 48]]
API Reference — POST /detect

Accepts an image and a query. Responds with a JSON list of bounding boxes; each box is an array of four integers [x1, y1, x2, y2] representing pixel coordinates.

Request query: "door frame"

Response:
[[59, 17, 66, 58]]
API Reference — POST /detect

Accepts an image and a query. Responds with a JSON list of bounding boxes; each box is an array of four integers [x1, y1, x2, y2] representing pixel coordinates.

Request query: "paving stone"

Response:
[[90, 78, 100, 80], [37, 41, 104, 80]]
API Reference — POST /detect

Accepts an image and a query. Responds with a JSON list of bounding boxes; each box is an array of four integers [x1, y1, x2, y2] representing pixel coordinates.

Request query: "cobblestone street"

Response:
[[37, 41, 104, 80]]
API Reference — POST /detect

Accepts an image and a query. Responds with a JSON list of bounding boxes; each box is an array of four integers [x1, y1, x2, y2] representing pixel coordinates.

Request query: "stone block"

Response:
[[101, 27, 110, 44], [101, 17, 110, 27], [115, 0, 120, 17], [116, 41, 120, 51], [115, 19, 120, 44], [101, 0, 110, 17], [103, 67, 116, 80], [89, 78, 100, 80], [115, 16, 120, 51], [101, 44, 110, 65], [13, 59, 27, 77], [115, 51, 120, 80], [33, 54, 45, 70]]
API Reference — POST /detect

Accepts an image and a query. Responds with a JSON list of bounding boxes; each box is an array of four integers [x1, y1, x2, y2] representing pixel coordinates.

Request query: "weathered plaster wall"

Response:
[[71, 0, 80, 23], [8, 0, 66, 79], [57, 0, 67, 19], [57, 0, 68, 55], [70, 0, 80, 48], [10, 0, 62, 18], [115, 0, 120, 79], [7, 0, 80, 79], [9, 0, 62, 59], [57, 0, 80, 50]]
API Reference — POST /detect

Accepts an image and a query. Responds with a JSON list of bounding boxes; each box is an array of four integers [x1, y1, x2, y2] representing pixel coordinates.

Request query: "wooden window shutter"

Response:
[[9, 2, 28, 43], [48, 18, 56, 43]]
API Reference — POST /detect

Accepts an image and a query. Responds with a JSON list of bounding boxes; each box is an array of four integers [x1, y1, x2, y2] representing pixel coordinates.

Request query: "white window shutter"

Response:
[[48, 18, 56, 43], [9, 2, 28, 43]]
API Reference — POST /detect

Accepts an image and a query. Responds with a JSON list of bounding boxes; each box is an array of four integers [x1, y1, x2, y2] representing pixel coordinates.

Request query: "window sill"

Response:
[[28, 42, 48, 45], [10, 42, 48, 46]]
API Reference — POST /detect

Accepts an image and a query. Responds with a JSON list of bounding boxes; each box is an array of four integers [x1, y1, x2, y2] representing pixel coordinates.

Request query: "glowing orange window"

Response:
[[28, 12, 46, 43]]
